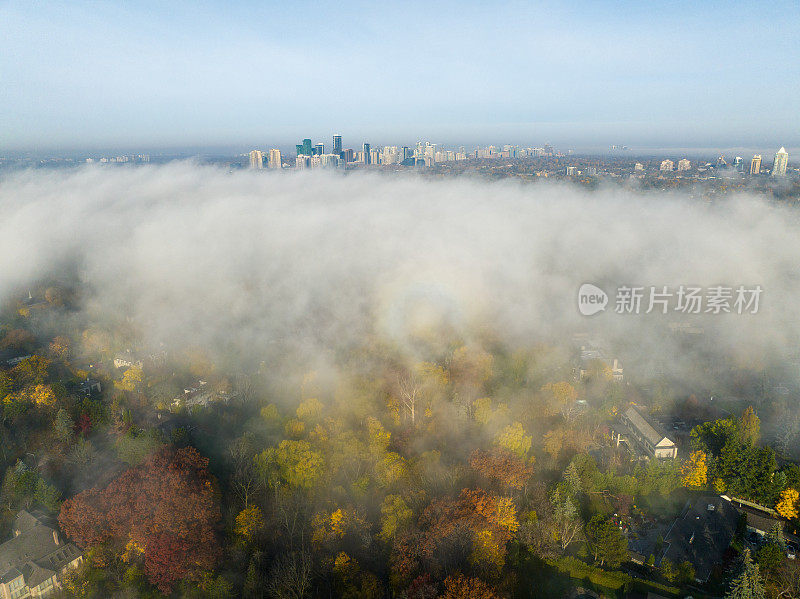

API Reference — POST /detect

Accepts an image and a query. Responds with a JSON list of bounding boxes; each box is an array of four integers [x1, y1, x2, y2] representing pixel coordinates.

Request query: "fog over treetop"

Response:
[[0, 163, 797, 377]]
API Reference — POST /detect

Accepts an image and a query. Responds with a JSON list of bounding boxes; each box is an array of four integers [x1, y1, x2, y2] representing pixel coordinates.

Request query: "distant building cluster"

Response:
[[246, 137, 565, 171], [656, 147, 789, 177], [85, 154, 150, 164]]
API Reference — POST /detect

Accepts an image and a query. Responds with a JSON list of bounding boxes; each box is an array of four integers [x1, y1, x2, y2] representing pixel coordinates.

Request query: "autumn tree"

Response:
[[235, 506, 264, 543], [12, 355, 51, 386], [776, 488, 799, 520], [49, 336, 70, 360], [682, 450, 708, 488], [440, 574, 500, 599], [470, 448, 534, 492], [255, 439, 324, 491], [541, 381, 578, 419], [738, 406, 761, 448], [296, 397, 324, 422], [115, 366, 144, 392], [414, 489, 519, 576], [379, 494, 413, 541], [494, 422, 532, 460], [59, 447, 221, 594]]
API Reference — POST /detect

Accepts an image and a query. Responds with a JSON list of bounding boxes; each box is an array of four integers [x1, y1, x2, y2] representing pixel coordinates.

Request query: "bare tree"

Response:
[[266, 551, 313, 599], [771, 559, 800, 599], [229, 434, 260, 508], [551, 490, 583, 551], [397, 371, 421, 425]]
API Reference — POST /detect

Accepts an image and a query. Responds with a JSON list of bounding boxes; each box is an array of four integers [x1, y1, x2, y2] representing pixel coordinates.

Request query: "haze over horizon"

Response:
[[1, 0, 798, 152]]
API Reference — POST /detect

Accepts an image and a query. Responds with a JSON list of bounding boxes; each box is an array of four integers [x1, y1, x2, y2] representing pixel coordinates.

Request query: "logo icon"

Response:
[[578, 283, 608, 316]]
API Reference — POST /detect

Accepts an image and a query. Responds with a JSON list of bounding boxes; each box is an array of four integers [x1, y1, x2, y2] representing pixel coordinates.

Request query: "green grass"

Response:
[[513, 550, 687, 599]]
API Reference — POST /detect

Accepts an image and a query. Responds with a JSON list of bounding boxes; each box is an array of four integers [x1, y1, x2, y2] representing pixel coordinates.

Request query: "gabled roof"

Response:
[[0, 511, 81, 587], [14, 509, 54, 534], [661, 496, 738, 582], [623, 406, 674, 447]]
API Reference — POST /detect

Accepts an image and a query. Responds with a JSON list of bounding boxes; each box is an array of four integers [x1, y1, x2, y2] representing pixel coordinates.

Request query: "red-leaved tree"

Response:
[[59, 447, 221, 593]]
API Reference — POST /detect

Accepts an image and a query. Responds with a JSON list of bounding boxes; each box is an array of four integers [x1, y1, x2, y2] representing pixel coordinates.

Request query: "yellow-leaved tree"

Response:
[[115, 366, 143, 392], [776, 488, 799, 520], [31, 384, 56, 407], [234, 506, 264, 542], [681, 450, 708, 488], [495, 422, 532, 460]]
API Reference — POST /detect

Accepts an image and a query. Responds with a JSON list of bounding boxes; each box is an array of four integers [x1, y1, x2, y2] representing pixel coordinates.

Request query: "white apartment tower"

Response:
[[750, 154, 762, 175], [268, 148, 282, 169], [772, 147, 788, 176], [249, 150, 264, 169]]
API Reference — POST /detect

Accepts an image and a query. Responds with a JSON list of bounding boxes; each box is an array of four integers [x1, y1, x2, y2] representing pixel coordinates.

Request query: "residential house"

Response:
[[724, 496, 789, 538], [0, 510, 82, 598], [113, 350, 143, 369], [616, 406, 678, 459], [660, 496, 738, 583], [578, 346, 623, 381]]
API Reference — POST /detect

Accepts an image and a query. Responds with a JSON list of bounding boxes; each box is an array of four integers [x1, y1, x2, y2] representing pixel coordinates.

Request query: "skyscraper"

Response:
[[303, 139, 312, 156], [750, 155, 762, 176], [249, 150, 263, 169], [363, 143, 371, 165], [268, 148, 282, 169], [772, 147, 788, 176], [332, 135, 343, 156]]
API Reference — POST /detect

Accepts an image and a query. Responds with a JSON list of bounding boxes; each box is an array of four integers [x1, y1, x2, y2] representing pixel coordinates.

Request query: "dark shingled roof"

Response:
[[0, 510, 81, 588], [660, 496, 738, 582]]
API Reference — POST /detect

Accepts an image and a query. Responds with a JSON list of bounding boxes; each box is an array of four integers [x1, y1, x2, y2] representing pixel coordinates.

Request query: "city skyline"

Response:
[[1, 0, 798, 151]]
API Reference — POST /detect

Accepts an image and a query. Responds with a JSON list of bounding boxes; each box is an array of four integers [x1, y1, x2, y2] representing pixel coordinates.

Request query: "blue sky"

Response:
[[1, 0, 798, 151]]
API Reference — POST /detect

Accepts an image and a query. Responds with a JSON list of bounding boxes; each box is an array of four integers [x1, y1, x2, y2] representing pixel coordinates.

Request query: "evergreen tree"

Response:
[[766, 523, 786, 550], [726, 548, 765, 599], [54, 408, 74, 444], [585, 515, 628, 568], [563, 461, 581, 498]]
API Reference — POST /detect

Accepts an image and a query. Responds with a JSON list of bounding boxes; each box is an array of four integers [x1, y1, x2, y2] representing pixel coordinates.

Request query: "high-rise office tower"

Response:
[[342, 149, 354, 162], [750, 155, 762, 176], [302, 139, 312, 156], [268, 148, 282, 169], [249, 150, 264, 169], [332, 135, 343, 156], [772, 147, 788, 176], [363, 143, 371, 165], [313, 143, 324, 156]]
